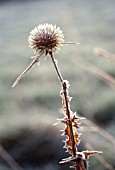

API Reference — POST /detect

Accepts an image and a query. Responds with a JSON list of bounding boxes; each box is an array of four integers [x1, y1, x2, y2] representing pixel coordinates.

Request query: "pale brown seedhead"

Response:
[[28, 23, 64, 55], [12, 23, 79, 87]]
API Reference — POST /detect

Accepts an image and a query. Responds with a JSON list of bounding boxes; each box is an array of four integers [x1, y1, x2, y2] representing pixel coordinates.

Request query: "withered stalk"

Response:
[[50, 52, 77, 157]]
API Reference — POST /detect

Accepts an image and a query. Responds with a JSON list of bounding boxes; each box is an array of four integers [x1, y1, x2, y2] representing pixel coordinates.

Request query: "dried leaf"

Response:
[[83, 150, 102, 159], [74, 132, 80, 145]]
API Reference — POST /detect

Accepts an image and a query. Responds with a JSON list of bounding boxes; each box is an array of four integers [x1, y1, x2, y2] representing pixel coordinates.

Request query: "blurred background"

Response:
[[0, 0, 115, 170]]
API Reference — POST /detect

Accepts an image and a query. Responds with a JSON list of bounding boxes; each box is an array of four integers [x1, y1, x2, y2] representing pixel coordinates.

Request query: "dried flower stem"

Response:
[[50, 52, 77, 157], [50, 52, 63, 83], [12, 23, 102, 170], [62, 82, 77, 157], [50, 52, 101, 170]]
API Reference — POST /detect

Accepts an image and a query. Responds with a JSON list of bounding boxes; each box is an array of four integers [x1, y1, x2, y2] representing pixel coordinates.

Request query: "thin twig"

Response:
[[0, 144, 24, 170], [61, 42, 80, 45], [50, 52, 63, 83], [84, 118, 115, 145], [12, 51, 44, 87], [70, 58, 115, 87], [86, 144, 115, 170]]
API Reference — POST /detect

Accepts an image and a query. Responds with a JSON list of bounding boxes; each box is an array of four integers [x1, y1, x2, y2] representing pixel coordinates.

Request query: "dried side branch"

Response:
[[12, 51, 44, 87], [86, 144, 114, 170]]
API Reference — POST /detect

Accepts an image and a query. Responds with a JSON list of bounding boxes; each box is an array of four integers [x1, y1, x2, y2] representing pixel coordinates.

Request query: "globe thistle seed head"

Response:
[[28, 23, 64, 54]]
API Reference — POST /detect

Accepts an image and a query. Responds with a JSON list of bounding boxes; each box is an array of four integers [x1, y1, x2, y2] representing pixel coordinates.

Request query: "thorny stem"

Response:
[[63, 82, 76, 157], [50, 52, 77, 157]]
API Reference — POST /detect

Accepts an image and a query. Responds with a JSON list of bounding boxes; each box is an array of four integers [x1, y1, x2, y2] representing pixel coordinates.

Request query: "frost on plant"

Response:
[[12, 23, 102, 170]]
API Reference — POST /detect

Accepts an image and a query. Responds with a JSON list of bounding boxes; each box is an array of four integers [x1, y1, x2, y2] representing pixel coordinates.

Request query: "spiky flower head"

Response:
[[12, 23, 79, 88], [28, 23, 64, 55]]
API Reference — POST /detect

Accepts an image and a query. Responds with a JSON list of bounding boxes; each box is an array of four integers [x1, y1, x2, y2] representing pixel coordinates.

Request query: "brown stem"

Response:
[[50, 52, 76, 157], [50, 52, 63, 83], [63, 82, 76, 156]]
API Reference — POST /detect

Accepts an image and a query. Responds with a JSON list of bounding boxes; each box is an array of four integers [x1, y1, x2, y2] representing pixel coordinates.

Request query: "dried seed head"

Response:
[[12, 23, 79, 88], [28, 23, 64, 54]]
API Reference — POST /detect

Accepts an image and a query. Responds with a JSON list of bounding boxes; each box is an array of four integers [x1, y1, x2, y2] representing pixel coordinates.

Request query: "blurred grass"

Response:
[[0, 0, 115, 170]]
